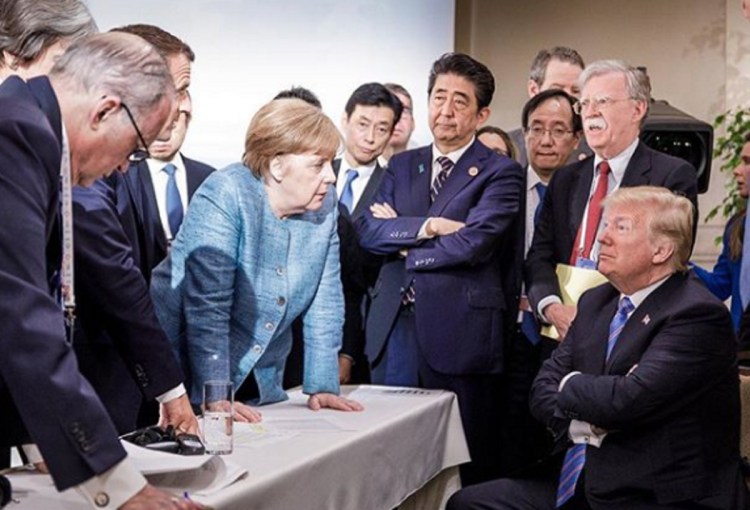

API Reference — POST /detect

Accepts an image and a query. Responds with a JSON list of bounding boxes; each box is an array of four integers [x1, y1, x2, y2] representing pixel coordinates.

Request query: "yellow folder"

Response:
[[541, 263, 609, 339]]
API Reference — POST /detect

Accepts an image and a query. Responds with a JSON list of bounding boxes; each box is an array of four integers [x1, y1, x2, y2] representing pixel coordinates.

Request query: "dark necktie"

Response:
[[339, 169, 359, 214], [521, 182, 549, 345], [534, 182, 547, 226], [555, 296, 634, 507], [431, 156, 454, 202], [570, 161, 610, 264], [164, 163, 183, 238]]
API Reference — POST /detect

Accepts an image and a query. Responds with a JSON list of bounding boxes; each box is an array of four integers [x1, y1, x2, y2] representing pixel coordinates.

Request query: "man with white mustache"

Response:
[[525, 60, 698, 343]]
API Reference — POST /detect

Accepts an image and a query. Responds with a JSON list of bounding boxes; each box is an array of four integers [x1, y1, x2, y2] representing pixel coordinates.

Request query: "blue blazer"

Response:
[[151, 164, 343, 405], [692, 214, 743, 331], [0, 76, 124, 490], [355, 139, 524, 375]]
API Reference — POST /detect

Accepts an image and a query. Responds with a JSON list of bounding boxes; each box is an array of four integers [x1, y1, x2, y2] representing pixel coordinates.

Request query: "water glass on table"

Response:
[[202, 381, 234, 455]]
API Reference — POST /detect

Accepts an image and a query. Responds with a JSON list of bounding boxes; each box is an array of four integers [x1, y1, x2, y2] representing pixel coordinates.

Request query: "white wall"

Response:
[[86, 0, 455, 167]]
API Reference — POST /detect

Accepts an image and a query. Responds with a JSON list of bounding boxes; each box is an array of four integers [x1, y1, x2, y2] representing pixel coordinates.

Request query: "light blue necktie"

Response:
[[555, 296, 634, 507], [740, 211, 750, 309], [339, 169, 359, 214], [163, 163, 183, 237]]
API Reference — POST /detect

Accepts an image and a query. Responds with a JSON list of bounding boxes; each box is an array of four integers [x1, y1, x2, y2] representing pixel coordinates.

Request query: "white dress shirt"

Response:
[[334, 155, 377, 212]]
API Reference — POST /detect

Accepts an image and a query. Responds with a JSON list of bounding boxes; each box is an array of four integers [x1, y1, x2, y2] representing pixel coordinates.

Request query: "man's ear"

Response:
[[652, 239, 675, 266], [476, 107, 491, 128], [527, 79, 540, 98], [90, 96, 121, 131]]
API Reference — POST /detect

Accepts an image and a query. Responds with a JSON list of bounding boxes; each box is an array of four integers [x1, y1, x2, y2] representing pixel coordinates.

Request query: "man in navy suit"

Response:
[[73, 25, 210, 434], [0, 33, 201, 508], [448, 186, 748, 510], [356, 53, 524, 485], [526, 60, 698, 343], [111, 24, 215, 282]]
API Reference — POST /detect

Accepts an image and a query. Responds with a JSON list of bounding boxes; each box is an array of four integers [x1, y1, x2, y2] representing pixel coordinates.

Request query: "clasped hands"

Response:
[[370, 202, 465, 237]]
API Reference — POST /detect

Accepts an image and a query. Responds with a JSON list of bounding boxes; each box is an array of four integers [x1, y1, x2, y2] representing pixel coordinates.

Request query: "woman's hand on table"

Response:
[[307, 393, 364, 412], [232, 401, 263, 422]]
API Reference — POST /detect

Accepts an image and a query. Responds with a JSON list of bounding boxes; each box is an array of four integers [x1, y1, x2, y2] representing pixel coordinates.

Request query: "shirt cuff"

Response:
[[76, 457, 147, 509], [155, 384, 187, 404], [568, 419, 607, 447], [21, 444, 43, 464], [417, 219, 435, 240], [537, 295, 563, 322], [558, 371, 581, 391]]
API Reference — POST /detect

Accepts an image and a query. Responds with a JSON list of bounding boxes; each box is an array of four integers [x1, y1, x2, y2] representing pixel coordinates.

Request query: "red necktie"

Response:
[[570, 161, 610, 264]]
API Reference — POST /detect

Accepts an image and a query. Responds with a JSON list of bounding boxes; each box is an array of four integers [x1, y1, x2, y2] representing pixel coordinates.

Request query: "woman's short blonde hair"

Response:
[[243, 98, 341, 177]]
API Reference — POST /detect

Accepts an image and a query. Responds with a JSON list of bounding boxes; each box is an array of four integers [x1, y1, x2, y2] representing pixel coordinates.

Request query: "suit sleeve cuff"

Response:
[[538, 295, 562, 322], [21, 444, 43, 464], [559, 371, 581, 391], [155, 384, 187, 404], [76, 457, 147, 509], [417, 219, 435, 240]]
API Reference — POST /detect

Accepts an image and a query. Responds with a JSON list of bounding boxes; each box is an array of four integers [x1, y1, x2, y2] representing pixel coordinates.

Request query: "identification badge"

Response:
[[575, 257, 597, 270]]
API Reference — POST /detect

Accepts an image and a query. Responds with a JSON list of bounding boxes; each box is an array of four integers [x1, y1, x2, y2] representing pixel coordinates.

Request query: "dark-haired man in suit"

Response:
[[448, 186, 748, 510], [0, 32, 201, 509], [357, 53, 524, 485], [73, 25, 212, 433], [526, 59, 698, 344]]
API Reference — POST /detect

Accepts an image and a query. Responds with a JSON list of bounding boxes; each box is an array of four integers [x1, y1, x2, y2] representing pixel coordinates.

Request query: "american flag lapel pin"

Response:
[[641, 314, 650, 325]]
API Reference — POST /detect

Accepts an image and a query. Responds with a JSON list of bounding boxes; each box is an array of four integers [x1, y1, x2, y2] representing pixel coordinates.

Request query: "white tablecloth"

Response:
[[10, 385, 470, 510]]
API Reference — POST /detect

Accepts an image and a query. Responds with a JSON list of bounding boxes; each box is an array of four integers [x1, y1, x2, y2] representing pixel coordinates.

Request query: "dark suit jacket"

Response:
[[0, 76, 124, 490], [530, 272, 747, 509], [72, 179, 184, 433], [114, 157, 214, 282], [334, 158, 386, 359], [356, 140, 525, 375], [525, 141, 698, 315]]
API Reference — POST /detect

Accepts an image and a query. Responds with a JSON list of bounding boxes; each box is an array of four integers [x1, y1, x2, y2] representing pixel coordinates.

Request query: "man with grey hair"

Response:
[[0, 33, 200, 509], [0, 0, 97, 80], [525, 59, 698, 350], [449, 186, 747, 509], [508, 46, 591, 168]]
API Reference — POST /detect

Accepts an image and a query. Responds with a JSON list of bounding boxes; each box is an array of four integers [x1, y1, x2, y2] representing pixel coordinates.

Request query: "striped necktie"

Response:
[[555, 296, 634, 507]]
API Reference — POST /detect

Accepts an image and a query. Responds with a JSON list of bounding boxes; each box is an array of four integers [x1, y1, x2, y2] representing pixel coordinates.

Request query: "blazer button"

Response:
[[264, 322, 274, 331], [252, 345, 263, 354], [94, 492, 110, 507], [276, 267, 285, 276], [276, 296, 286, 306]]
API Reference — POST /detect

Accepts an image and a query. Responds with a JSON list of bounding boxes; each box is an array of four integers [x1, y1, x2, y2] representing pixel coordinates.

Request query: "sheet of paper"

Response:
[[347, 386, 443, 403], [233, 422, 299, 448], [541, 263, 609, 339]]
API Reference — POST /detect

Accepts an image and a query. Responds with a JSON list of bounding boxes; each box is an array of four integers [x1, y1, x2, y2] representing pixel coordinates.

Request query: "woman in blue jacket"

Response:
[[692, 134, 750, 332], [151, 99, 362, 420]]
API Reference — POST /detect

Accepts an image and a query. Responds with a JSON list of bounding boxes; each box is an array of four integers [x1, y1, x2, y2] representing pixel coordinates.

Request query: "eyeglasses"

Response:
[[573, 96, 634, 115], [121, 102, 151, 162], [525, 125, 574, 141]]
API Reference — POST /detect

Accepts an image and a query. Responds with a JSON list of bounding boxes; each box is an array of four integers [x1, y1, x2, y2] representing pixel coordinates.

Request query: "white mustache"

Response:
[[585, 118, 607, 131]]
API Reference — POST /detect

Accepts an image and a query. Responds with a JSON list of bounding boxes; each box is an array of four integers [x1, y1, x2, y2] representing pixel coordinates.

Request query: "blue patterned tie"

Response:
[[339, 169, 359, 214], [741, 211, 750, 309], [556, 296, 634, 507], [163, 163, 183, 238], [534, 182, 547, 226], [431, 156, 454, 202]]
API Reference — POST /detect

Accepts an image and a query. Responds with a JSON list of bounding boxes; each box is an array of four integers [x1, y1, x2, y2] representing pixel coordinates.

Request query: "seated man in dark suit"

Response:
[[526, 60, 698, 345], [0, 32, 201, 509], [448, 186, 749, 510], [73, 24, 211, 434]]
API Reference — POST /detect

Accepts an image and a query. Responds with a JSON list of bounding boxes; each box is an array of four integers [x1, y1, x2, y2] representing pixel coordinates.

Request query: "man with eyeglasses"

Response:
[[525, 60, 698, 344], [508, 46, 592, 168], [0, 32, 202, 509], [70, 25, 208, 437], [503, 88, 583, 471]]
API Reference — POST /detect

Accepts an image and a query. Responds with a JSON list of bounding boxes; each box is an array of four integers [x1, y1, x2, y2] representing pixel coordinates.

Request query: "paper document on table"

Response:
[[233, 421, 299, 448], [348, 385, 442, 403], [541, 263, 608, 340], [122, 441, 247, 496]]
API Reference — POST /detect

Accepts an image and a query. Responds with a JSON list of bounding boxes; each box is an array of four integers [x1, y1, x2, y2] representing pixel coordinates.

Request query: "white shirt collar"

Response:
[[623, 273, 672, 310], [431, 136, 475, 165], [593, 137, 639, 184]]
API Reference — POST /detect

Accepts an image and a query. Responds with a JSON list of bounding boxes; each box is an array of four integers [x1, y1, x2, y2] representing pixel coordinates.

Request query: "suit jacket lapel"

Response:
[[428, 140, 481, 216], [620, 141, 651, 187], [352, 163, 385, 219], [27, 77, 62, 144], [136, 162, 168, 255], [407, 147, 433, 216], [183, 155, 201, 199], [570, 158, 594, 241], [605, 272, 681, 372]]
